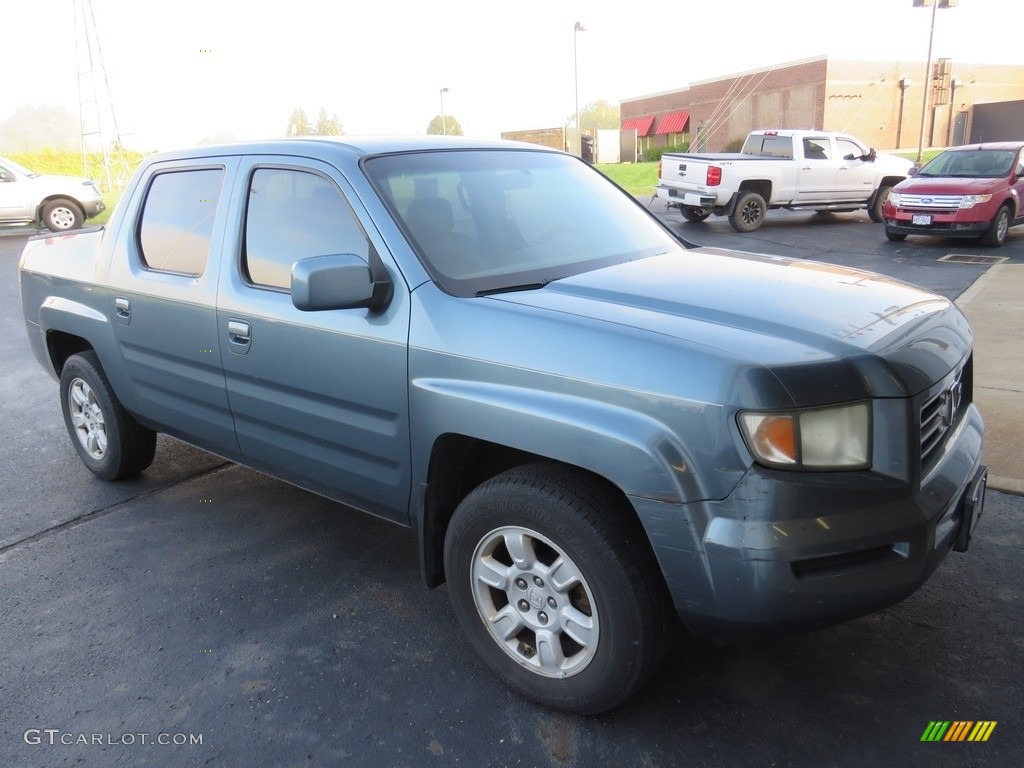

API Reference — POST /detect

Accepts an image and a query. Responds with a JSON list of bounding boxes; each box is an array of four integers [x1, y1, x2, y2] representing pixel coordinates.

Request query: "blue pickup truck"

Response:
[[19, 137, 987, 714]]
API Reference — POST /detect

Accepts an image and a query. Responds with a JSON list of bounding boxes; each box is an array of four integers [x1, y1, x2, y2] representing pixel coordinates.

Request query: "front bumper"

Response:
[[630, 403, 985, 640], [884, 209, 991, 238], [82, 198, 106, 218]]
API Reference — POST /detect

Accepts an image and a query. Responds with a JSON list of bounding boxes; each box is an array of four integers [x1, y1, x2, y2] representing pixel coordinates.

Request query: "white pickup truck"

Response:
[[655, 130, 913, 232]]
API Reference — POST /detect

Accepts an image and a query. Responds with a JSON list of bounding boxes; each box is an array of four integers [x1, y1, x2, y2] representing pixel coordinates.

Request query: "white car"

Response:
[[0, 156, 105, 231]]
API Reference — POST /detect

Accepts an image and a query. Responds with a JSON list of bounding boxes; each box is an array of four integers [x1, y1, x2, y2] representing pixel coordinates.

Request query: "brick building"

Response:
[[621, 55, 1024, 154]]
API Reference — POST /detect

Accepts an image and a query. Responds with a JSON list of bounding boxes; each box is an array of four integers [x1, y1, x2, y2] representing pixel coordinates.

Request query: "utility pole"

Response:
[[74, 0, 132, 190]]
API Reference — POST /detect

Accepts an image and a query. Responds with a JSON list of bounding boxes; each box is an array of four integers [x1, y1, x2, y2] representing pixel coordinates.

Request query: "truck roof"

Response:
[[142, 135, 557, 163]]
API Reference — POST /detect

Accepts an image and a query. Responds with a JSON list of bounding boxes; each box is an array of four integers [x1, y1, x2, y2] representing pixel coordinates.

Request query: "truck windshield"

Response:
[[363, 150, 682, 297]]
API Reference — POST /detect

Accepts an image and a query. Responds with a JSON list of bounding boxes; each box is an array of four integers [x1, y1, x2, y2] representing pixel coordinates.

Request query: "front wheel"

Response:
[[444, 464, 672, 714], [60, 351, 157, 480], [680, 206, 711, 223], [868, 185, 892, 223], [42, 198, 84, 232], [884, 228, 907, 242], [729, 191, 767, 232], [980, 204, 1011, 247]]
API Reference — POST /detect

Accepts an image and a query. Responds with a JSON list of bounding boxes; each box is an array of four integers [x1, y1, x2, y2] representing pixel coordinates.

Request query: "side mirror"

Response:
[[843, 153, 856, 161], [908, 166, 919, 177], [291, 253, 392, 312]]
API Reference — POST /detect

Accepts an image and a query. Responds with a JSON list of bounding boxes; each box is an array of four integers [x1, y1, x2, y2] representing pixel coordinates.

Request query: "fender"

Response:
[[411, 378, 712, 505]]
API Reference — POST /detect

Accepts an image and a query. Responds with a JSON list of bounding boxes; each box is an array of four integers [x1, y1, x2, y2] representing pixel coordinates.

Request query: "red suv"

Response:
[[883, 142, 1024, 247]]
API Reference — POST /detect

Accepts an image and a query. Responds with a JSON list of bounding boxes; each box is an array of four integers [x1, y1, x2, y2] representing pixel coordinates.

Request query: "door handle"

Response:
[[227, 320, 251, 345], [115, 297, 130, 318]]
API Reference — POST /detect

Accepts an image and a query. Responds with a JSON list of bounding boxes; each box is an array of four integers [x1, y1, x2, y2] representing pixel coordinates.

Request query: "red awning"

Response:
[[655, 111, 690, 135], [621, 116, 655, 137]]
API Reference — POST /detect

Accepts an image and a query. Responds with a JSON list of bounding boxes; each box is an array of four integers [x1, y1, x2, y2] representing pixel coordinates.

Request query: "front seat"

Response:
[[404, 198, 479, 277]]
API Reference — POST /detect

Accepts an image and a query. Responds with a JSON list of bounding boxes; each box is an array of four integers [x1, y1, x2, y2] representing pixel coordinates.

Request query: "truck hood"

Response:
[[490, 248, 971, 402], [33, 173, 97, 186]]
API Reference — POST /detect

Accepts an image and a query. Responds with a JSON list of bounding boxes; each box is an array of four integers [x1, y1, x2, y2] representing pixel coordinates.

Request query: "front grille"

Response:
[[920, 358, 972, 468], [897, 193, 963, 211]]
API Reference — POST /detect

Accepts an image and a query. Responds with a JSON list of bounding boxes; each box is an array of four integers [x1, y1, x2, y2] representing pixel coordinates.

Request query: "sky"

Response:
[[2, 0, 1020, 151]]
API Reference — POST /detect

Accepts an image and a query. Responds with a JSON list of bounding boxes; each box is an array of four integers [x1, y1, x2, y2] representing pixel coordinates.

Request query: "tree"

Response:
[[426, 115, 463, 136], [565, 99, 620, 132], [197, 131, 238, 147], [0, 105, 80, 152], [286, 108, 312, 137], [314, 108, 343, 136]]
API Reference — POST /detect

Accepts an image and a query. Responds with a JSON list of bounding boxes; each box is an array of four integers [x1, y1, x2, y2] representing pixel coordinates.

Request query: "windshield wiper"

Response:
[[476, 278, 554, 297]]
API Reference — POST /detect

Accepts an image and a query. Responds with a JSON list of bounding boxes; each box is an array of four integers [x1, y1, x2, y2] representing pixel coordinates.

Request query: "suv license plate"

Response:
[[912, 214, 932, 225]]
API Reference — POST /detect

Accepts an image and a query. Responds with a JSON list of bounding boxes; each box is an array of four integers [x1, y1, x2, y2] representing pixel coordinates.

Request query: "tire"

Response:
[[980, 204, 1011, 247], [868, 185, 892, 223], [60, 351, 157, 480], [729, 191, 767, 232], [680, 206, 711, 223], [444, 464, 673, 714], [884, 228, 907, 242], [42, 199, 84, 232]]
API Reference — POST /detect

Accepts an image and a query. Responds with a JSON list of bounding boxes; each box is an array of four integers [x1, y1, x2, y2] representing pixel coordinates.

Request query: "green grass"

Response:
[[596, 162, 659, 197], [7, 148, 147, 181], [92, 192, 120, 226], [5, 149, 140, 229], [892, 149, 944, 166]]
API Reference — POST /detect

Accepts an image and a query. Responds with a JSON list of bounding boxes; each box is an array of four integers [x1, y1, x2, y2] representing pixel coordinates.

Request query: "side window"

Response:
[[836, 138, 862, 159], [803, 139, 831, 161], [244, 168, 369, 291], [138, 169, 224, 276]]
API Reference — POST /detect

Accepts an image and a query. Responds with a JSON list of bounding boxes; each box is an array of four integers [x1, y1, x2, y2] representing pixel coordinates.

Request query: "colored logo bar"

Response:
[[921, 721, 997, 742]]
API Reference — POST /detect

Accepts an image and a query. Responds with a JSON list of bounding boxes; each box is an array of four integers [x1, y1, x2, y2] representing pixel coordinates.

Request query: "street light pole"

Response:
[[914, 0, 956, 164], [573, 21, 586, 132], [440, 87, 449, 136]]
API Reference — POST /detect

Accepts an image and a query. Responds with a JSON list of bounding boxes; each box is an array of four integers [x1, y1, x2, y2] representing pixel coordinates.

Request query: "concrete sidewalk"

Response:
[[957, 263, 1024, 495]]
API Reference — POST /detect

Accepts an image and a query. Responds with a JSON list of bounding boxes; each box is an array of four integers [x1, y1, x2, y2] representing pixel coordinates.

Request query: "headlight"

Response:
[[738, 402, 871, 471], [888, 192, 902, 207], [959, 194, 992, 209]]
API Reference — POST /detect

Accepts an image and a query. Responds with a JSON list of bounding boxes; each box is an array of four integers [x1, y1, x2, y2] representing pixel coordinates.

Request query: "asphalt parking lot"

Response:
[[1, 213, 1022, 768]]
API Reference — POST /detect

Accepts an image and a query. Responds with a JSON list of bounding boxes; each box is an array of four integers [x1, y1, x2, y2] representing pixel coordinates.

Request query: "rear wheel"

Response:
[[980, 204, 1011, 247], [729, 191, 767, 232], [680, 206, 711, 223], [42, 198, 84, 232], [444, 464, 672, 714], [60, 351, 157, 480], [868, 185, 892, 223]]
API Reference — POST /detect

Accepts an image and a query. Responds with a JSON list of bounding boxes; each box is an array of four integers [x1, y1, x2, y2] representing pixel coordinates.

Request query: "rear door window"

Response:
[[138, 169, 224, 276]]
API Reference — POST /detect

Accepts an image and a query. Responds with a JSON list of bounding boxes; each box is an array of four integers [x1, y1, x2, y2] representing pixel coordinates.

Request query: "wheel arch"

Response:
[[730, 180, 772, 212], [36, 195, 85, 222], [876, 175, 906, 191], [414, 386, 704, 588], [868, 177, 905, 207], [46, 330, 96, 377]]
